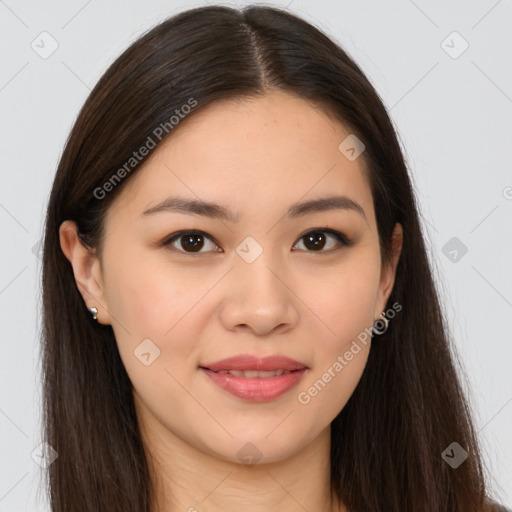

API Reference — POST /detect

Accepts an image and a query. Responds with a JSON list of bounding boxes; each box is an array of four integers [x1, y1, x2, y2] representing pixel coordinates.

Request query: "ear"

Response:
[[59, 220, 112, 325], [374, 222, 403, 319]]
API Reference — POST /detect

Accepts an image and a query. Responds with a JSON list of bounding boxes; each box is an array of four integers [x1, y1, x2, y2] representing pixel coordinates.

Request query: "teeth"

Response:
[[258, 370, 284, 378], [214, 369, 291, 378], [238, 370, 258, 378]]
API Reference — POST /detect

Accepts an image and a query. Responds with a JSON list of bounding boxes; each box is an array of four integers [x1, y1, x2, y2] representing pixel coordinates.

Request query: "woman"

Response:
[[41, 4, 509, 511]]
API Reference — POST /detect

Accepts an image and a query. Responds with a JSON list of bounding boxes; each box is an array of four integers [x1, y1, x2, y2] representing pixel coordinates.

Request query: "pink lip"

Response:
[[200, 354, 307, 372], [199, 354, 308, 402]]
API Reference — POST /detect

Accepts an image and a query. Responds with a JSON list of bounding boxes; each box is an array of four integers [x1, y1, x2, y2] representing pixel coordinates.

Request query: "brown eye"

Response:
[[179, 233, 205, 252], [293, 229, 350, 252], [162, 228, 351, 255], [303, 231, 328, 250], [163, 231, 220, 253]]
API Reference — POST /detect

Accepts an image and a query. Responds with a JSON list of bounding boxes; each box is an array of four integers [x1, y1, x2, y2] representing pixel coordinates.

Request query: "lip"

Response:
[[200, 354, 308, 372], [199, 354, 309, 402]]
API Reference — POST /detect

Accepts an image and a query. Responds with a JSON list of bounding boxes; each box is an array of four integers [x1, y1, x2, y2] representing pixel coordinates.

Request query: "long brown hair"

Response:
[[41, 5, 497, 511]]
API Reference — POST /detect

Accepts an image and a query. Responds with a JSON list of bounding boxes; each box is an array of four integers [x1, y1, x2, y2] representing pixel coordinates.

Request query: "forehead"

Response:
[[108, 91, 374, 225]]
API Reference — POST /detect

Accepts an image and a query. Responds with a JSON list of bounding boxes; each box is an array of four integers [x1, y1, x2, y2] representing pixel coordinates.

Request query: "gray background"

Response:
[[1, 0, 511, 509]]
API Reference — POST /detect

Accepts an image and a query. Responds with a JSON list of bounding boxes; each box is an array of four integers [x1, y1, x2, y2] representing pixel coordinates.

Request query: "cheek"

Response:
[[101, 250, 203, 373], [295, 325, 370, 432], [103, 256, 207, 410], [294, 253, 379, 413], [104, 248, 202, 335], [301, 252, 381, 347]]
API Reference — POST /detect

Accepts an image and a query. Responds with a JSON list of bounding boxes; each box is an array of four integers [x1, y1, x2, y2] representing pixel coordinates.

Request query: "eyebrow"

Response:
[[141, 194, 367, 222]]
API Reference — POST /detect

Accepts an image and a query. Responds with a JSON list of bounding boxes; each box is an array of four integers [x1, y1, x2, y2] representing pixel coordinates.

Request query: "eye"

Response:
[[162, 230, 221, 254], [292, 228, 352, 252], [161, 228, 352, 254]]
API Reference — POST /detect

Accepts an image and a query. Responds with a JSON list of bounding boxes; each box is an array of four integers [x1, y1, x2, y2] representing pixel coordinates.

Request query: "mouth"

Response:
[[199, 354, 308, 373], [199, 368, 302, 378], [198, 354, 308, 401]]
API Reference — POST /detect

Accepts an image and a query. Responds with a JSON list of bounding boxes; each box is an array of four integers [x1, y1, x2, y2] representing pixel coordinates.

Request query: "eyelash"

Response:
[[161, 228, 353, 255]]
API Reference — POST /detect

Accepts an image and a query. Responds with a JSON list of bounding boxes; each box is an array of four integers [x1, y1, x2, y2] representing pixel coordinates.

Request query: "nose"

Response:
[[218, 252, 300, 337]]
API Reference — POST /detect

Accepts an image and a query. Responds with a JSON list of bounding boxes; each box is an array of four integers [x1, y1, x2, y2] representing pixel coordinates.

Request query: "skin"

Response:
[[60, 90, 403, 512]]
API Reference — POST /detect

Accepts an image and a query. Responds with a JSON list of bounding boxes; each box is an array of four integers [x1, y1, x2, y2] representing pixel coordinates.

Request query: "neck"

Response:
[[136, 401, 343, 511]]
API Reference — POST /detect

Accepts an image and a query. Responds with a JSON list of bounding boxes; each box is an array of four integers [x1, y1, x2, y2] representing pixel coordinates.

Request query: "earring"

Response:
[[87, 307, 98, 321], [372, 311, 389, 335]]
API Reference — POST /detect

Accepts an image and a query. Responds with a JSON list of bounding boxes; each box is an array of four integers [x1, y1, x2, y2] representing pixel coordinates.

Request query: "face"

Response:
[[61, 90, 402, 466]]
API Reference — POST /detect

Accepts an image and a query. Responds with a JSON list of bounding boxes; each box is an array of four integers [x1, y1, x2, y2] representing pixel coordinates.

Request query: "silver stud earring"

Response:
[[87, 307, 98, 321], [372, 311, 389, 335]]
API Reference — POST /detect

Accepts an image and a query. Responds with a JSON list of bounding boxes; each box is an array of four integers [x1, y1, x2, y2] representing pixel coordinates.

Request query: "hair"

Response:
[[40, 4, 499, 512]]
